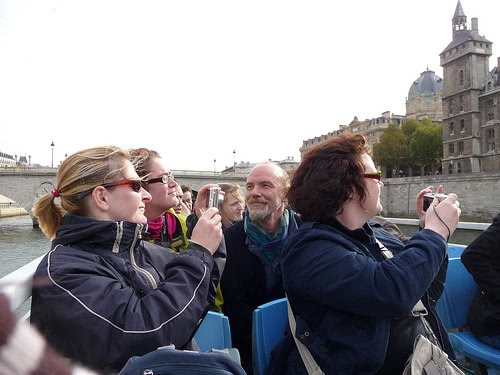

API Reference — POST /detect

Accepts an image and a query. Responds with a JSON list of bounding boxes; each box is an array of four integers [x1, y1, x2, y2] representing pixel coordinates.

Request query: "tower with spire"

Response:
[[440, 1, 498, 174]]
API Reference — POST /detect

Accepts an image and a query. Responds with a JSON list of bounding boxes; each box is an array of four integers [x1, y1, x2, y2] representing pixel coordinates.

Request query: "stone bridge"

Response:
[[0, 168, 247, 225]]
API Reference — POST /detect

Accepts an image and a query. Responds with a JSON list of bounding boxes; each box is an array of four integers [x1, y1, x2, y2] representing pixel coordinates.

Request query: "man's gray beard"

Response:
[[248, 206, 270, 222]]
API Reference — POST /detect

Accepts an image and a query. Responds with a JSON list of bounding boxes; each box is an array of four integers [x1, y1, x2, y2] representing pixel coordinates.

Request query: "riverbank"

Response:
[[0, 206, 28, 218], [0, 194, 28, 218]]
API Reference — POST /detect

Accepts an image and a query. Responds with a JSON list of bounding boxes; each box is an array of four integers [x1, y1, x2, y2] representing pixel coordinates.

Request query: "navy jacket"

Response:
[[270, 219, 452, 375], [31, 214, 215, 372], [220, 213, 300, 369]]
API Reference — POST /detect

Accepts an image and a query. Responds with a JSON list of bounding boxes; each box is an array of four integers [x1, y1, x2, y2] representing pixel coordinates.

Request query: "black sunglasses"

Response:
[[76, 179, 142, 200]]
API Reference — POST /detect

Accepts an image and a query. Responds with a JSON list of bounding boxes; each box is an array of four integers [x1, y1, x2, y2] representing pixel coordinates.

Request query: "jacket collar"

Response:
[[52, 214, 147, 254]]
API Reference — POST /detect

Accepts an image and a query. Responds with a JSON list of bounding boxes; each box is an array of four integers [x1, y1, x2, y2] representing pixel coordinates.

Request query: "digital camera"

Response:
[[206, 187, 225, 209], [423, 193, 448, 211]]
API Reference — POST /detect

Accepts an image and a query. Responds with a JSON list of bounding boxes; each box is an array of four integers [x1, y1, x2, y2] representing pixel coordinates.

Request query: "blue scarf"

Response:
[[244, 208, 293, 261]]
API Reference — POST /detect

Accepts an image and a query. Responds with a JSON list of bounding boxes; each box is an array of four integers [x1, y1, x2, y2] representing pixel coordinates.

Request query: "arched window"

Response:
[[459, 70, 464, 86]]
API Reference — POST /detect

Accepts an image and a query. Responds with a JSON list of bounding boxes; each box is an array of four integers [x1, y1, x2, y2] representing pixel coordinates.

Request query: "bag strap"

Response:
[[286, 295, 325, 375], [375, 239, 427, 316]]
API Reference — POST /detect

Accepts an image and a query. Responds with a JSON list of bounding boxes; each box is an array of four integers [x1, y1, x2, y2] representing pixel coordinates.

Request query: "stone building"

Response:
[[300, 112, 404, 158], [440, 1, 500, 174], [406, 69, 443, 121], [0, 152, 16, 168]]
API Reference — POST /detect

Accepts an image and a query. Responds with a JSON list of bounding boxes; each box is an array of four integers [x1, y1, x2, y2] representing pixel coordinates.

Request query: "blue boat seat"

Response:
[[252, 298, 288, 375], [436, 257, 500, 370], [447, 244, 467, 260], [194, 311, 232, 352]]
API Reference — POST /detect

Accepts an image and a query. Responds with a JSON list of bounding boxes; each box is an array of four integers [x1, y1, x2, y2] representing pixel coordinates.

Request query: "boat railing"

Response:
[[0, 255, 44, 321]]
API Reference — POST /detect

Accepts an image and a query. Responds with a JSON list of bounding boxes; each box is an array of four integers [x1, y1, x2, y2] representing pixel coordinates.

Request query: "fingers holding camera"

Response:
[[424, 193, 461, 241], [195, 184, 219, 219], [416, 185, 443, 227], [191, 207, 222, 255]]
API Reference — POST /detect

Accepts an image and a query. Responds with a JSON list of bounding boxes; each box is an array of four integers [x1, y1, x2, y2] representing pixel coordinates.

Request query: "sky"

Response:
[[1, 0, 499, 171]]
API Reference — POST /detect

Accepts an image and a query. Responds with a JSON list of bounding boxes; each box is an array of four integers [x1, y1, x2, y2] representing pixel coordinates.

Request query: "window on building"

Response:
[[460, 95, 464, 112], [486, 129, 496, 151], [488, 112, 494, 121], [449, 99, 453, 115], [448, 164, 453, 174], [457, 163, 462, 173], [461, 119, 465, 132], [450, 122, 454, 135], [449, 143, 454, 155], [458, 141, 464, 155], [459, 70, 464, 86]]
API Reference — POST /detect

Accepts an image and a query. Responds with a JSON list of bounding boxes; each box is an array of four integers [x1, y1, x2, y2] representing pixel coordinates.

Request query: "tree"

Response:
[[409, 122, 443, 174], [373, 124, 409, 175]]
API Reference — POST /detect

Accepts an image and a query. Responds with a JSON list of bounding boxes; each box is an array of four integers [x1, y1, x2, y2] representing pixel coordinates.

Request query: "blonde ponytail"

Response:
[[32, 194, 65, 239]]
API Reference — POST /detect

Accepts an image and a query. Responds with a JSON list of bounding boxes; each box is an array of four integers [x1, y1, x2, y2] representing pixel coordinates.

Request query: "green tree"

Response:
[[402, 119, 419, 138], [373, 124, 409, 175], [409, 122, 443, 174]]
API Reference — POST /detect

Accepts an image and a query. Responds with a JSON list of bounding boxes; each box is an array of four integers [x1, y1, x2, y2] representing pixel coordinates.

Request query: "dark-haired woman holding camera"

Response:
[[270, 133, 461, 374]]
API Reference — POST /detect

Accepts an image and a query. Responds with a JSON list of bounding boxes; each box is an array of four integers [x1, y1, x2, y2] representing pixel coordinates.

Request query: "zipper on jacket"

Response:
[[129, 223, 158, 289]]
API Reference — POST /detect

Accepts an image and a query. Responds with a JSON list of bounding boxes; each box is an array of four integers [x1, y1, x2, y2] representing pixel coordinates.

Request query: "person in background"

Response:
[[221, 162, 300, 373], [129, 148, 225, 311], [181, 185, 194, 213], [269, 133, 460, 374], [30, 146, 222, 372], [218, 183, 245, 229], [174, 184, 191, 217], [461, 211, 500, 349], [371, 215, 411, 243]]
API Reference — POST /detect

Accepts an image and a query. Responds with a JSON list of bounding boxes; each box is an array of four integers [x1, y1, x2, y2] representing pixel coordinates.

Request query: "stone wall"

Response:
[[380, 171, 500, 221]]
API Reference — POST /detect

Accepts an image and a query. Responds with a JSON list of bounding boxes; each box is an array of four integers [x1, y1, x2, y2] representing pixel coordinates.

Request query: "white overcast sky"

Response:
[[1, 0, 499, 171]]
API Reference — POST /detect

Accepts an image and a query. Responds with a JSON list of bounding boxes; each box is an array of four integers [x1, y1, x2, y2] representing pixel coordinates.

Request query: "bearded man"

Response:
[[220, 162, 301, 373]]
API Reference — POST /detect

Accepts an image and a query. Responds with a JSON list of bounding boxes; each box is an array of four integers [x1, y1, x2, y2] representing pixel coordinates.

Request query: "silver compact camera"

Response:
[[423, 193, 448, 201], [423, 193, 448, 211], [206, 187, 225, 209]]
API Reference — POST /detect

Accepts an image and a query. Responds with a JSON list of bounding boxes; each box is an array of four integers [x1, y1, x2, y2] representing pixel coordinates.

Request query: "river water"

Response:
[[0, 215, 50, 278], [0, 215, 485, 279]]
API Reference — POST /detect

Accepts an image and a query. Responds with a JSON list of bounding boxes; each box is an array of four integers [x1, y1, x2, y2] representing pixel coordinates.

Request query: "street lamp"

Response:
[[50, 141, 55, 168], [213, 158, 216, 175], [233, 150, 236, 172]]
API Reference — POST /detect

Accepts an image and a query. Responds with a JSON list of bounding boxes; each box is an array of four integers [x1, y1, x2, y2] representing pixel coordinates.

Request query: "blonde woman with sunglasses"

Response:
[[31, 146, 222, 373]]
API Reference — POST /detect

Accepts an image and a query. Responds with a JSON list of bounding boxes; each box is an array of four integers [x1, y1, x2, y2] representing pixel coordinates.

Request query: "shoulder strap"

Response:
[[375, 239, 427, 316], [286, 295, 325, 375]]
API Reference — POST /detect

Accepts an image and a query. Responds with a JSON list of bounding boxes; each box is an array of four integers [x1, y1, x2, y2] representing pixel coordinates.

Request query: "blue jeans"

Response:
[[478, 334, 500, 350]]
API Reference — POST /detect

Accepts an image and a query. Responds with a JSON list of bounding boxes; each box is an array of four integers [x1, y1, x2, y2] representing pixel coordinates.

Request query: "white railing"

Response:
[[0, 255, 44, 320], [386, 218, 490, 231]]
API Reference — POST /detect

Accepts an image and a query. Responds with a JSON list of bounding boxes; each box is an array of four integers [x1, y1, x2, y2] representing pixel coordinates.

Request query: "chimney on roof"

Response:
[[471, 17, 478, 32]]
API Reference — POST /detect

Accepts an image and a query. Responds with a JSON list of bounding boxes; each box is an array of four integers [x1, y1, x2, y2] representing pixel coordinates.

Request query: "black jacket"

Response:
[[31, 214, 215, 372], [462, 212, 500, 335], [220, 213, 301, 369]]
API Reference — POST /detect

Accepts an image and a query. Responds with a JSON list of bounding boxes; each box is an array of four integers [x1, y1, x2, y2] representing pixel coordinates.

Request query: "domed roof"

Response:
[[408, 69, 443, 97]]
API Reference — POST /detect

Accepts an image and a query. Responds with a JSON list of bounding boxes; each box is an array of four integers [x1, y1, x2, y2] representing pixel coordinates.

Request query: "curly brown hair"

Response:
[[287, 133, 371, 222]]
